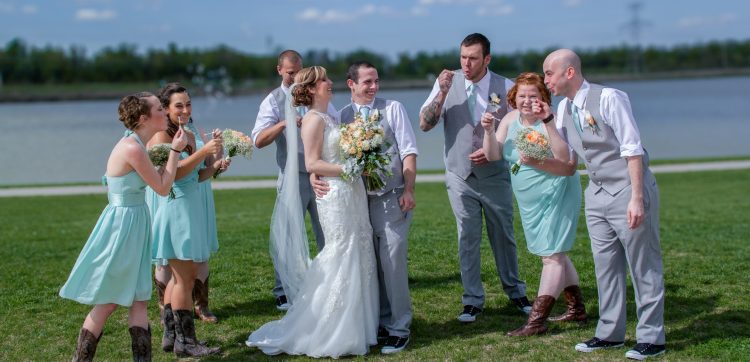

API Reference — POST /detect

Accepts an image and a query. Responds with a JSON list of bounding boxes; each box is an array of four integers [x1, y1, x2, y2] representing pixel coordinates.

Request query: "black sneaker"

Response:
[[575, 337, 625, 352], [457, 305, 483, 323], [625, 343, 666, 360], [275, 295, 290, 311], [377, 327, 389, 344], [510, 297, 532, 314], [381, 335, 409, 354]]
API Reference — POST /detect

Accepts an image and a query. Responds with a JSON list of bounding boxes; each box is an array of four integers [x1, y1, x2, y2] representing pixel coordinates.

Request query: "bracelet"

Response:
[[542, 114, 554, 124], [170, 148, 181, 153]]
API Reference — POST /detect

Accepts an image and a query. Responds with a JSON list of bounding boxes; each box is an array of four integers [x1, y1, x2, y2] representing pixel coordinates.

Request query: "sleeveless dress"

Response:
[[504, 117, 582, 256], [246, 111, 379, 358], [59, 134, 152, 306], [146, 123, 219, 257], [151, 144, 211, 263]]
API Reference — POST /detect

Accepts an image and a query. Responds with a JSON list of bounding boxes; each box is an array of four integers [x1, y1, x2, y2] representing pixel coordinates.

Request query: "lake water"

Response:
[[1, 76, 749, 185]]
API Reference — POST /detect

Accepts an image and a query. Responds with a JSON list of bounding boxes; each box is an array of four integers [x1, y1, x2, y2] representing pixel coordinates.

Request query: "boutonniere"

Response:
[[584, 110, 600, 135], [487, 92, 502, 113], [369, 108, 381, 123]]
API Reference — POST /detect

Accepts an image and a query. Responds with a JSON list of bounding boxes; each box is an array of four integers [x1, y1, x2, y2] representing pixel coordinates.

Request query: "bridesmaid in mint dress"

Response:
[[482, 72, 586, 337], [148, 83, 228, 325], [148, 83, 225, 358], [60, 92, 187, 361]]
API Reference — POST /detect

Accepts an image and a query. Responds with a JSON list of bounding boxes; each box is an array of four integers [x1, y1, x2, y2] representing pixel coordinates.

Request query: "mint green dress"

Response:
[[151, 147, 211, 263], [504, 118, 582, 256], [59, 134, 152, 306]]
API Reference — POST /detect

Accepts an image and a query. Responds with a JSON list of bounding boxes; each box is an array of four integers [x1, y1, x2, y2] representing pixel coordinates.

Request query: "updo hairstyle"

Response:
[[118, 92, 156, 130], [291, 66, 328, 107]]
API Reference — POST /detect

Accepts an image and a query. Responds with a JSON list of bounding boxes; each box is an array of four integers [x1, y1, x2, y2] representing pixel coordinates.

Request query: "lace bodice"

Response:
[[312, 111, 343, 166]]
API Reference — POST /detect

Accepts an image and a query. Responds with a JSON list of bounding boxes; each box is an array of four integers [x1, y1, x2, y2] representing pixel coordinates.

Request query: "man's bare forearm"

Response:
[[420, 97, 444, 131]]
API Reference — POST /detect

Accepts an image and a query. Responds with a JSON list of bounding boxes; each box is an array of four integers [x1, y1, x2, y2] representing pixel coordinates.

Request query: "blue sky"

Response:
[[1, 0, 748, 59]]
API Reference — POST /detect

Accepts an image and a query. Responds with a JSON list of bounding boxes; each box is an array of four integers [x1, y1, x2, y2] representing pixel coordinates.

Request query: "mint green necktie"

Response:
[[571, 103, 583, 134], [360, 105, 370, 121], [467, 83, 477, 124]]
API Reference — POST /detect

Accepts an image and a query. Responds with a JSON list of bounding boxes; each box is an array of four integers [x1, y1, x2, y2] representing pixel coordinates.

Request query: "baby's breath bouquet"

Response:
[[510, 127, 550, 175], [339, 109, 392, 191], [214, 129, 253, 178], [147, 143, 176, 199]]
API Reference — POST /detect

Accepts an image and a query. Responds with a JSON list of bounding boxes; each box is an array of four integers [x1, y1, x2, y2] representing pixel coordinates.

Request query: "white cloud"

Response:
[[476, 4, 513, 16], [21, 4, 37, 14], [418, 0, 514, 17], [678, 13, 737, 28], [297, 4, 397, 24], [563, 0, 582, 7], [411, 5, 428, 16], [75, 8, 117, 21]]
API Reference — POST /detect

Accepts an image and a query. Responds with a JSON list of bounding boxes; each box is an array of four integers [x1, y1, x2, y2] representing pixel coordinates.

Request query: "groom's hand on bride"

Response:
[[310, 173, 330, 198]]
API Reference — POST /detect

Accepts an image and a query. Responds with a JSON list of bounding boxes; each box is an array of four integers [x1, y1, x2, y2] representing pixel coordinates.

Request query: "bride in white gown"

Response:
[[246, 66, 379, 358]]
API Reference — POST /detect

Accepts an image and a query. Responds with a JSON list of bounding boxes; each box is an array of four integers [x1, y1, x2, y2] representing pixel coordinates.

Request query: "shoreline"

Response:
[[2, 68, 749, 103]]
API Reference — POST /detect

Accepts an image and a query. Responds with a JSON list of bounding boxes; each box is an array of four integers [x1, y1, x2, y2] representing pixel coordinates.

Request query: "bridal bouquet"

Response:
[[147, 143, 176, 199], [510, 127, 550, 175], [213, 129, 253, 178], [339, 109, 392, 191]]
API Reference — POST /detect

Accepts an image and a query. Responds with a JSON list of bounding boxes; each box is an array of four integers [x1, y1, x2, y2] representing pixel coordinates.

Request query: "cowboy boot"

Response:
[[173, 309, 221, 357], [548, 285, 587, 324], [193, 277, 218, 323], [507, 295, 556, 337], [161, 304, 175, 352], [72, 328, 101, 362], [128, 325, 152, 362]]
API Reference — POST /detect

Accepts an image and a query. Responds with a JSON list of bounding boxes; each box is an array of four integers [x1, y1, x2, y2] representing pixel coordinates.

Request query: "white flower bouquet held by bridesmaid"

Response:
[[212, 129, 253, 178], [338, 108, 392, 191], [510, 127, 550, 175], [148, 143, 176, 198]]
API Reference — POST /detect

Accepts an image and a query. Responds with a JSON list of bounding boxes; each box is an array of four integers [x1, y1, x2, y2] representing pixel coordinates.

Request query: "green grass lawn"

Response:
[[1, 170, 749, 361]]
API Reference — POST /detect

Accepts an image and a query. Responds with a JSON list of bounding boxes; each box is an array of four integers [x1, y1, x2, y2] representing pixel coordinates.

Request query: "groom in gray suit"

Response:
[[419, 33, 530, 323], [542, 49, 666, 360], [313, 61, 417, 354]]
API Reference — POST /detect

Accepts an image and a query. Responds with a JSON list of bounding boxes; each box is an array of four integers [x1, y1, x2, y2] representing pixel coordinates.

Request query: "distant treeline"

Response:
[[1, 37, 750, 87]]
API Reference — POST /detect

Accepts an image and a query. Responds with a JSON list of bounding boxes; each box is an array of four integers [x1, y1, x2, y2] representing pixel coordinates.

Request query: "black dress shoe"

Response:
[[381, 335, 409, 354], [275, 295, 290, 311], [457, 305, 482, 323], [510, 297, 532, 314], [625, 343, 666, 360], [575, 337, 625, 352], [377, 327, 389, 343]]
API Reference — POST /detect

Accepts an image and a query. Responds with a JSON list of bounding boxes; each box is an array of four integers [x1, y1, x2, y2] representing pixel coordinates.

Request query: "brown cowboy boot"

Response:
[[128, 325, 152, 362], [193, 277, 218, 323], [173, 309, 221, 358], [161, 304, 175, 352], [72, 328, 101, 362], [548, 285, 587, 324], [507, 295, 556, 337]]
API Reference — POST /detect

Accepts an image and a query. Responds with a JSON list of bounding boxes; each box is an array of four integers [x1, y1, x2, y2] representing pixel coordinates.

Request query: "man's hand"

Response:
[[627, 197, 645, 229], [310, 173, 330, 198], [399, 189, 416, 212], [438, 69, 455, 94], [469, 148, 489, 165]]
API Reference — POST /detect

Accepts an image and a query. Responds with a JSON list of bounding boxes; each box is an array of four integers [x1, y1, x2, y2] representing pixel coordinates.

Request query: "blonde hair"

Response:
[[291, 66, 328, 107]]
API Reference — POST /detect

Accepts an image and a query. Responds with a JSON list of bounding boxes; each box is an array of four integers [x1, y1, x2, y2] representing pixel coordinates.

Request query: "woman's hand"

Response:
[[203, 138, 223, 156], [480, 112, 496, 132], [171, 127, 188, 151]]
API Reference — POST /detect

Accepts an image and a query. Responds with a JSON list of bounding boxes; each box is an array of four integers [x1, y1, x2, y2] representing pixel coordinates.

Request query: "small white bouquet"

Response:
[[213, 129, 253, 178], [339, 109, 392, 191], [510, 127, 550, 175], [147, 143, 176, 199]]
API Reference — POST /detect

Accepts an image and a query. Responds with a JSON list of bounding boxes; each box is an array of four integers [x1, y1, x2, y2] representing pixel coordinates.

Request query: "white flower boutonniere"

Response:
[[487, 92, 502, 113], [584, 110, 600, 135]]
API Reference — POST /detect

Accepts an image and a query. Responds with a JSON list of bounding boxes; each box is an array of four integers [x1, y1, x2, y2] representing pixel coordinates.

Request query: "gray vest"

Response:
[[270, 87, 307, 173], [562, 84, 653, 194], [340, 98, 404, 196], [443, 70, 509, 179]]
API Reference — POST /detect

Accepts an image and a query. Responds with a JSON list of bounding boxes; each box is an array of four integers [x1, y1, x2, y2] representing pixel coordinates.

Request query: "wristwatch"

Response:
[[542, 114, 554, 124]]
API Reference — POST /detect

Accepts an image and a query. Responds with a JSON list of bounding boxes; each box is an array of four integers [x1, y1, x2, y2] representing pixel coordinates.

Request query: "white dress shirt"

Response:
[[350, 100, 419, 160], [420, 69, 515, 124], [252, 82, 340, 144], [554, 80, 645, 157]]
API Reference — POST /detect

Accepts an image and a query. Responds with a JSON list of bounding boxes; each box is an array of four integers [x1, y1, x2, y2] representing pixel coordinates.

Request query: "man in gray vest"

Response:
[[313, 61, 418, 354], [542, 48, 666, 360], [419, 33, 530, 323], [251, 50, 335, 311]]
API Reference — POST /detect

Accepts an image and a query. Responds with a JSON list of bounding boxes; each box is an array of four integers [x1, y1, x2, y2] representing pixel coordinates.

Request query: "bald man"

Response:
[[541, 49, 665, 360]]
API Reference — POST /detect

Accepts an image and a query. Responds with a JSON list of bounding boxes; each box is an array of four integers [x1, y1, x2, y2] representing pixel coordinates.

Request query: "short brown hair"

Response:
[[291, 66, 327, 107], [278, 49, 302, 66], [506, 72, 551, 109], [117, 92, 155, 130]]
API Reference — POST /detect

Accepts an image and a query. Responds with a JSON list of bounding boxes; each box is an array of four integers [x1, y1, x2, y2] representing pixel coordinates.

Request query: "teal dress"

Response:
[[504, 118, 582, 256], [151, 146, 211, 263], [59, 134, 152, 306]]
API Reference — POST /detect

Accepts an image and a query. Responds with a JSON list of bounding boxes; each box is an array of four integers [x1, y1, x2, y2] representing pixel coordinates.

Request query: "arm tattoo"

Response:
[[422, 98, 442, 127]]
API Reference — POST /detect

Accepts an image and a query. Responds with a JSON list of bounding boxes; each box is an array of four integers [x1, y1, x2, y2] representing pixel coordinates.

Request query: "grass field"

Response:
[[1, 170, 749, 361]]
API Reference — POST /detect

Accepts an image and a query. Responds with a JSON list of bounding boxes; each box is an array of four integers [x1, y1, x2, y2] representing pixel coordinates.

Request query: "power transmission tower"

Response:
[[622, 1, 649, 74]]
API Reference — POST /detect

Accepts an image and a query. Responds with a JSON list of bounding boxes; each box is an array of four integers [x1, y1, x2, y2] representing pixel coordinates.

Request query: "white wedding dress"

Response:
[[246, 111, 379, 358]]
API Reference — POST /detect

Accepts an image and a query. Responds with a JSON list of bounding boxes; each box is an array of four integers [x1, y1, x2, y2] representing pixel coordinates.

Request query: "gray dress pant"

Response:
[[586, 178, 666, 344], [445, 171, 526, 308], [272, 171, 326, 297], [368, 188, 413, 337]]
